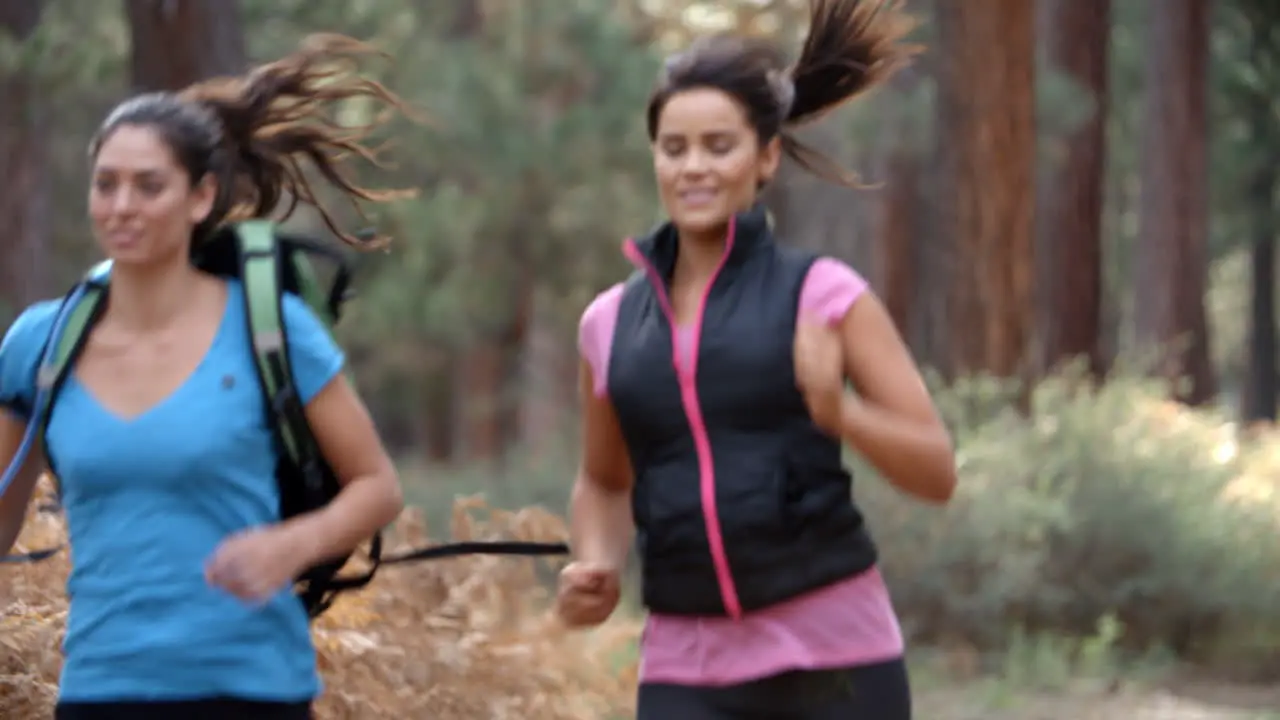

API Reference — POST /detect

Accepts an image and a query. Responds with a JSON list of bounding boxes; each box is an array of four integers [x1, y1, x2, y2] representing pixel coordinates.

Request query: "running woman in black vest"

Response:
[[554, 1, 956, 718]]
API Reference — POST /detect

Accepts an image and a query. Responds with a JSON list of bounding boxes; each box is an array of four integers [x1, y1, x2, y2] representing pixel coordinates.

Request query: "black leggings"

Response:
[[54, 698, 312, 720], [636, 657, 911, 719]]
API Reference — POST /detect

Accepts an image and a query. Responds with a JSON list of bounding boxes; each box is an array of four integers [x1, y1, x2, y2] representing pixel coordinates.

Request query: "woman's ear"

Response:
[[758, 134, 783, 185], [188, 173, 218, 225]]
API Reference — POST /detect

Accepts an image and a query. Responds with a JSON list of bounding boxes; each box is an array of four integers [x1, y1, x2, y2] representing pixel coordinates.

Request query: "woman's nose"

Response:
[[110, 187, 139, 214], [681, 147, 711, 174]]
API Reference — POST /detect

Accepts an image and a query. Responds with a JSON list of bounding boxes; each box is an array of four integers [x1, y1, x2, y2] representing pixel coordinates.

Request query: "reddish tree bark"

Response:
[[933, 0, 1037, 378], [871, 68, 925, 339], [1036, 0, 1110, 379], [0, 0, 52, 318], [1132, 0, 1215, 405], [125, 0, 246, 92]]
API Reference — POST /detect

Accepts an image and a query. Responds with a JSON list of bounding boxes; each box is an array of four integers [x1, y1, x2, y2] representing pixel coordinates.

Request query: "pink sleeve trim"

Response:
[[577, 283, 625, 398], [798, 257, 869, 326]]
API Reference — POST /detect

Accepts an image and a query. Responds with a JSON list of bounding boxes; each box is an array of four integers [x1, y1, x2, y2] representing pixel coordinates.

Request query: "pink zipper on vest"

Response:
[[621, 215, 743, 620]]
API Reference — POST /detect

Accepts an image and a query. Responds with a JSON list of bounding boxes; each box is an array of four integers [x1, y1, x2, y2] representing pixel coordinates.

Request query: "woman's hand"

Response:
[[205, 524, 309, 605], [794, 315, 846, 436], [555, 560, 621, 628]]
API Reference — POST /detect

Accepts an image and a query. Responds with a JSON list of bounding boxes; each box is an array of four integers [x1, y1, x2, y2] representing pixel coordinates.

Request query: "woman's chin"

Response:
[[102, 248, 150, 265], [99, 243, 166, 269], [670, 207, 732, 236]]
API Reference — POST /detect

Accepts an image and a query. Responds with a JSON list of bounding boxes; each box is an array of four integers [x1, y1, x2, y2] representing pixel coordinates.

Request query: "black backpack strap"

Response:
[[380, 540, 569, 564], [273, 231, 356, 324], [233, 221, 384, 617]]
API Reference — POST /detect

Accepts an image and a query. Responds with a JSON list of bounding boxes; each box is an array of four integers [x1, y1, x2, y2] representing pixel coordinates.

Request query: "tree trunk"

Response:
[[1242, 19, 1278, 423], [447, 0, 529, 465], [933, 0, 1037, 378], [0, 0, 51, 322], [125, 0, 246, 92], [456, 339, 508, 463], [1244, 187, 1276, 422], [1132, 0, 1215, 405], [873, 153, 920, 334], [870, 67, 925, 341], [1036, 0, 1110, 379], [456, 201, 539, 466], [517, 290, 579, 459], [447, 0, 483, 36], [419, 365, 457, 462]]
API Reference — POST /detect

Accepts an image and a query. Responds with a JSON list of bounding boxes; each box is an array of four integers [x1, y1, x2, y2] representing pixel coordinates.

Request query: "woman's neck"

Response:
[[105, 257, 206, 332], [674, 225, 729, 285]]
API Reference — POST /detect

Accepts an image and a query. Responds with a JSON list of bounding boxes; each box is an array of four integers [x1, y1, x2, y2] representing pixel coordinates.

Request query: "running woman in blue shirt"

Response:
[[0, 34, 407, 720]]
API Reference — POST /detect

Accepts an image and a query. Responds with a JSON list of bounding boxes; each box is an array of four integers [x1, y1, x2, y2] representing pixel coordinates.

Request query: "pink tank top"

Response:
[[577, 257, 905, 686]]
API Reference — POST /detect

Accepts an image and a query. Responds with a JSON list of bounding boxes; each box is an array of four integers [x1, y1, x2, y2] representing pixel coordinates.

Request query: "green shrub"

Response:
[[860, 367, 1280, 676]]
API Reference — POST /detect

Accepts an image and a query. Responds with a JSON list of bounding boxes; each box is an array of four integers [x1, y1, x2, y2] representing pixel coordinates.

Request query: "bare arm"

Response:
[[281, 375, 404, 567], [0, 411, 45, 554], [568, 357, 634, 570], [837, 292, 957, 503]]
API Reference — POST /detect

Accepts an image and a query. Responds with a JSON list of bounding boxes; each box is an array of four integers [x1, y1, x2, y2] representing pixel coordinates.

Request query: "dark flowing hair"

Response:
[[646, 0, 921, 187], [90, 33, 422, 250]]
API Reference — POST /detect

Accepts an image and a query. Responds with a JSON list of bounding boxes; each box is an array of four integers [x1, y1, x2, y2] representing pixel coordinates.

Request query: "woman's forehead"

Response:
[[93, 125, 181, 174], [655, 88, 750, 138]]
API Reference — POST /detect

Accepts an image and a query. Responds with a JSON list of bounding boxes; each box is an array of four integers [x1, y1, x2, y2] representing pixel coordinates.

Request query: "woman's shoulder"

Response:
[[797, 256, 870, 325], [579, 282, 626, 332], [577, 283, 627, 392], [0, 299, 66, 417], [1, 298, 65, 360]]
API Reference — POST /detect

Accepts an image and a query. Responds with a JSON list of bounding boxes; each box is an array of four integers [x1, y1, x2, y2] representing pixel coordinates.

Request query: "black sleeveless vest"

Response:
[[607, 204, 878, 618]]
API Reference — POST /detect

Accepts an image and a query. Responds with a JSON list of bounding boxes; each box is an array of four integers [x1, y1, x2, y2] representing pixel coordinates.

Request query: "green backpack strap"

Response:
[[239, 221, 300, 458], [36, 265, 111, 459], [232, 220, 382, 617], [0, 264, 109, 563], [234, 221, 321, 491]]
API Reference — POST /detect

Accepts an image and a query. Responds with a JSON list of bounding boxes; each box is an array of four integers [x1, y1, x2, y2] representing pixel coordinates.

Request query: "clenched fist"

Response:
[[205, 524, 307, 606], [555, 561, 621, 628]]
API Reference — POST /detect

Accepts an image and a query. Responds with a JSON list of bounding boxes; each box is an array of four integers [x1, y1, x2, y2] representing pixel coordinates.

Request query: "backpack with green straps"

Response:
[[3, 220, 568, 619]]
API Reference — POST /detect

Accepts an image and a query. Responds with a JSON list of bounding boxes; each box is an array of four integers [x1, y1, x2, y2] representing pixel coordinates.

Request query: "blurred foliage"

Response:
[[864, 366, 1280, 676], [232, 0, 664, 387], [6, 0, 1280, 421]]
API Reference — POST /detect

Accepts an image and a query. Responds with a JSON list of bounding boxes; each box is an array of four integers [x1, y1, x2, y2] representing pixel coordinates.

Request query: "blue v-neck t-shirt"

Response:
[[0, 278, 343, 703]]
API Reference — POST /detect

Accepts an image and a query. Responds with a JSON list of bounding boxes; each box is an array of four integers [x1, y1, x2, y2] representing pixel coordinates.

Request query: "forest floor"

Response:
[[7, 485, 1277, 719], [911, 662, 1280, 719], [918, 684, 1279, 719]]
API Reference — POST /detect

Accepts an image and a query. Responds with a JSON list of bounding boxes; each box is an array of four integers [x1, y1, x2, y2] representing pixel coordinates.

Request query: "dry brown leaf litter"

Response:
[[0, 480, 640, 719]]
